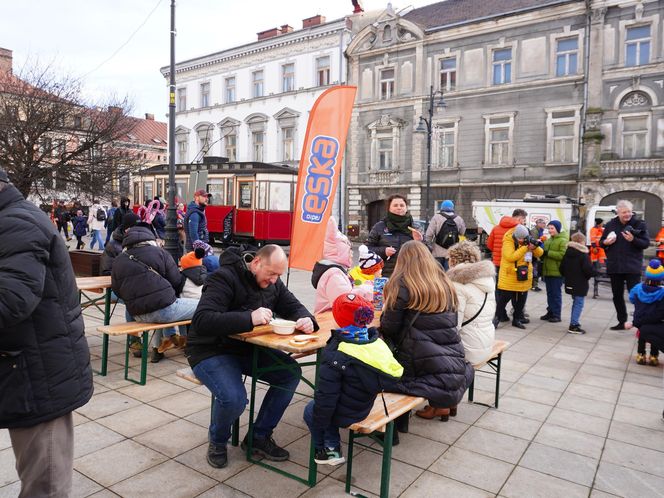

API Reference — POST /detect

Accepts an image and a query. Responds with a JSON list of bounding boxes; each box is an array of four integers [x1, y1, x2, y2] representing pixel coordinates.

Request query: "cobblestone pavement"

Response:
[[2, 243, 664, 497]]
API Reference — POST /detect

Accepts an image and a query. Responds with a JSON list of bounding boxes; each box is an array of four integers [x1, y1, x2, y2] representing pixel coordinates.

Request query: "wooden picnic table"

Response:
[[76, 275, 114, 376], [75, 275, 112, 292]]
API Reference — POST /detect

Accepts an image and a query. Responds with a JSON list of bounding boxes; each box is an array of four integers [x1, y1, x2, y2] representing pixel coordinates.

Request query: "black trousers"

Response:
[[496, 289, 528, 322], [609, 273, 641, 323]]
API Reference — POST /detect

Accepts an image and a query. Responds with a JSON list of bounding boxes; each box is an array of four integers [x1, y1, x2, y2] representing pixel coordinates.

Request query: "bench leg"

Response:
[[345, 430, 356, 494], [494, 352, 502, 409], [379, 422, 394, 498], [231, 417, 239, 447], [468, 378, 475, 403]]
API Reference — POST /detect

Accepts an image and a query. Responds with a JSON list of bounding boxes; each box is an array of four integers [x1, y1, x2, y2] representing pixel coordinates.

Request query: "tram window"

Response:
[[268, 182, 292, 211], [239, 181, 253, 208], [133, 183, 140, 204], [226, 180, 234, 206], [257, 182, 267, 210], [175, 181, 187, 204], [207, 179, 225, 205], [143, 182, 153, 203]]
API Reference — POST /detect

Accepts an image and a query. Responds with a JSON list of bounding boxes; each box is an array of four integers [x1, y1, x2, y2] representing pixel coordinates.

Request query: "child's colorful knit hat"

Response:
[[332, 293, 375, 328], [358, 244, 384, 275], [192, 240, 214, 257], [645, 259, 664, 282], [180, 248, 206, 269]]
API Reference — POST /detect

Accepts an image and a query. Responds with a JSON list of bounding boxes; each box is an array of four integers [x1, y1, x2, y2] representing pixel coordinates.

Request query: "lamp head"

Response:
[[415, 117, 427, 133]]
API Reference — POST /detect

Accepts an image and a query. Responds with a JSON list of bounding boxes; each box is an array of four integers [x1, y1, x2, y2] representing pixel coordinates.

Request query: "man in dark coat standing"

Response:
[[600, 199, 650, 330], [184, 189, 210, 251], [0, 168, 93, 497], [187, 244, 318, 469]]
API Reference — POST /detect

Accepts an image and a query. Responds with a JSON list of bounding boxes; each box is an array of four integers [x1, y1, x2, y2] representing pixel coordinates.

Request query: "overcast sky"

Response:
[[2, 0, 435, 121]]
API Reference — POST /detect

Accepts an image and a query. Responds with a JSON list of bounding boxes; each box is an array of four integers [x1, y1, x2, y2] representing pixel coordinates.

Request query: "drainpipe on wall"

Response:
[[578, 0, 592, 202]]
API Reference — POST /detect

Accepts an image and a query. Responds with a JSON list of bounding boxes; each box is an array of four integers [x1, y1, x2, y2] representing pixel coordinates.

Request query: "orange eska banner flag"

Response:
[[289, 85, 357, 271]]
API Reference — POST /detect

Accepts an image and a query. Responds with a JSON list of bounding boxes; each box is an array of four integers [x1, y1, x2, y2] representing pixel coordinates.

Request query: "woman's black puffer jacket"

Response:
[[111, 226, 184, 316], [380, 285, 474, 408]]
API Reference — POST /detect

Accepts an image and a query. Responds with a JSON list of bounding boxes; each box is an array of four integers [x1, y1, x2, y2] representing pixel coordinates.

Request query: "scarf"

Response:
[[385, 212, 413, 235]]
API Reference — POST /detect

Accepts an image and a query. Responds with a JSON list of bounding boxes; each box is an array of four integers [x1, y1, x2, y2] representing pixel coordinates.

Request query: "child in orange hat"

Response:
[[180, 247, 208, 300]]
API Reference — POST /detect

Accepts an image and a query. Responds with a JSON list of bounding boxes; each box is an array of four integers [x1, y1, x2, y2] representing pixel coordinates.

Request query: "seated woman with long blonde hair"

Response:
[[380, 241, 474, 422]]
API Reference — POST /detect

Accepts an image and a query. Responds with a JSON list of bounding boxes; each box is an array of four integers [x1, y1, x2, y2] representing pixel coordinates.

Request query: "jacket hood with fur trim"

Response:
[[447, 260, 496, 292], [566, 241, 589, 253]]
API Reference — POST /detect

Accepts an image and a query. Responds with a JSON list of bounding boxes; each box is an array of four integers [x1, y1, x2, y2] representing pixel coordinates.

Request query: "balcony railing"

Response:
[[368, 170, 401, 184], [600, 158, 664, 177]]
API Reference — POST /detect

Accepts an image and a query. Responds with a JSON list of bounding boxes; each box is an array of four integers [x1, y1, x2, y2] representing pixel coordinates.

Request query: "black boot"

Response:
[[395, 412, 410, 433], [207, 442, 228, 468]]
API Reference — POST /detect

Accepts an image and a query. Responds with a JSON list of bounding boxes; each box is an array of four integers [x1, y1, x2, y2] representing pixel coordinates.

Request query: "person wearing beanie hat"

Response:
[[180, 247, 208, 301], [559, 232, 595, 334], [303, 293, 402, 465], [495, 224, 544, 329], [625, 259, 664, 366], [349, 244, 384, 285], [540, 220, 569, 324], [192, 240, 220, 273], [121, 212, 140, 231], [100, 212, 140, 276], [425, 199, 466, 270]]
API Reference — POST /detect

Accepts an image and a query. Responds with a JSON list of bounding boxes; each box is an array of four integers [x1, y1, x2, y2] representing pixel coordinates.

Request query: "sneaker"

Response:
[[129, 340, 143, 358], [314, 446, 345, 466], [610, 322, 625, 330], [207, 442, 228, 468], [531, 286, 542, 292], [648, 355, 659, 367], [568, 325, 586, 335], [241, 435, 289, 461], [150, 347, 164, 363], [157, 337, 176, 354], [635, 353, 646, 365]]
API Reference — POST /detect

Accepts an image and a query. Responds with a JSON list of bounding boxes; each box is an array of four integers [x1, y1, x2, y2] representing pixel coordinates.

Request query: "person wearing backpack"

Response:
[[425, 200, 466, 270], [87, 200, 106, 251]]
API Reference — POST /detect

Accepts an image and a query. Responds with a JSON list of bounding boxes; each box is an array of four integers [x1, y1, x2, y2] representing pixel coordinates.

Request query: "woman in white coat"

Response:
[[446, 241, 496, 365]]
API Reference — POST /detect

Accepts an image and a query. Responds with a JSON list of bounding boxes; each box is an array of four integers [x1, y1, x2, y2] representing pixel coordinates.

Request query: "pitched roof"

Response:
[[123, 116, 167, 148], [403, 0, 581, 31]]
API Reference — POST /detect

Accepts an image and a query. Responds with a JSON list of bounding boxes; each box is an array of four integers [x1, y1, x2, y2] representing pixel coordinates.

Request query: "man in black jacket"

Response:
[[187, 244, 317, 469], [0, 168, 93, 497], [600, 200, 650, 330]]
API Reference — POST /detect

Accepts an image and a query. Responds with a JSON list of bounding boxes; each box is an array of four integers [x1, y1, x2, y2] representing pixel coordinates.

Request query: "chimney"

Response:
[[0, 47, 13, 75], [280, 24, 293, 34], [107, 105, 123, 115], [257, 27, 281, 41], [302, 15, 325, 29], [145, 113, 154, 120]]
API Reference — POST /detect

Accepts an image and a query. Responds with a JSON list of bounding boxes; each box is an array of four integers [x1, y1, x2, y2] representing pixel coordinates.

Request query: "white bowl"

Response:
[[271, 319, 296, 335]]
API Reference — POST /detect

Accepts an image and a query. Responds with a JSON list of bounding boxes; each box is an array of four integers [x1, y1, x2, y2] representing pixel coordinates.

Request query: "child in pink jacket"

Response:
[[312, 218, 373, 314]]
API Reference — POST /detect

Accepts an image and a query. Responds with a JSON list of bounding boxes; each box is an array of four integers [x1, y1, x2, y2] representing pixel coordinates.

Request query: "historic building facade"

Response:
[[344, 0, 663, 237]]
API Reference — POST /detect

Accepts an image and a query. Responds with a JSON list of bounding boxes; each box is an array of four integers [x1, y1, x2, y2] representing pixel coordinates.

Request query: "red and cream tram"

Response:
[[133, 160, 297, 245]]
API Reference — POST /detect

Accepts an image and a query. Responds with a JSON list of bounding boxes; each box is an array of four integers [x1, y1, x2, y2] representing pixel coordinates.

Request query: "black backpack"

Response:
[[96, 207, 107, 221], [435, 213, 459, 249]]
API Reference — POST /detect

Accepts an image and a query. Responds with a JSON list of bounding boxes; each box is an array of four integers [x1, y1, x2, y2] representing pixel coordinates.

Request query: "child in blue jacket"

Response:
[[303, 293, 403, 465], [626, 259, 664, 366]]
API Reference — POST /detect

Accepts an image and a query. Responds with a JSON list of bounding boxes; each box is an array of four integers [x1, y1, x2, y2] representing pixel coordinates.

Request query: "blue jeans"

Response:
[[570, 295, 585, 327], [193, 351, 301, 446], [303, 400, 341, 450], [544, 276, 564, 319], [89, 229, 104, 250], [133, 298, 198, 339]]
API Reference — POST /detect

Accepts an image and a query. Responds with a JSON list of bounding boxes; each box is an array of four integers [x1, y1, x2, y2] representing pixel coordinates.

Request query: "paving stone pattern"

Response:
[[2, 262, 664, 497]]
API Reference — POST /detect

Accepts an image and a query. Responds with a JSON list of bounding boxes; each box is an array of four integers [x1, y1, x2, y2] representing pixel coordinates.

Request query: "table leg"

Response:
[[245, 346, 259, 459], [99, 288, 111, 376]]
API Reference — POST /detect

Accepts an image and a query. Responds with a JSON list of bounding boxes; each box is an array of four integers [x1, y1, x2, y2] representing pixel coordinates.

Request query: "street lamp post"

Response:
[[415, 85, 446, 229], [164, 0, 179, 262]]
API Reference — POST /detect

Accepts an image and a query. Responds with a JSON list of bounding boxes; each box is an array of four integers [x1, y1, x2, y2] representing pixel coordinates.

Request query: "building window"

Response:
[[282, 63, 295, 92], [625, 25, 651, 67], [225, 77, 236, 103], [546, 108, 580, 163], [484, 114, 514, 166], [492, 48, 512, 85], [316, 56, 330, 86], [377, 137, 393, 170], [435, 122, 456, 168], [252, 70, 264, 98], [622, 116, 648, 158], [252, 131, 264, 162], [282, 127, 295, 161], [200, 82, 210, 107], [177, 88, 186, 111], [439, 58, 456, 92], [379, 68, 394, 100], [197, 126, 213, 160], [225, 133, 237, 161], [555, 37, 578, 76], [177, 138, 187, 163]]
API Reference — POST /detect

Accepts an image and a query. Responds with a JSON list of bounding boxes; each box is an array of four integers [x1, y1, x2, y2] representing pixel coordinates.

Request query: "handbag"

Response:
[[461, 293, 488, 327], [515, 263, 529, 281]]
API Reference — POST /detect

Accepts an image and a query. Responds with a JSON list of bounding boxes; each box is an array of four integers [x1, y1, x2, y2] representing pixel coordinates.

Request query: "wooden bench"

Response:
[[97, 320, 191, 385], [346, 393, 425, 498], [467, 339, 510, 409]]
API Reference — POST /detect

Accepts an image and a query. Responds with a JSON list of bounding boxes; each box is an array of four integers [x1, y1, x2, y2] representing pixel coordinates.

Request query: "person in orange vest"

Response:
[[589, 218, 606, 264], [656, 226, 664, 264]]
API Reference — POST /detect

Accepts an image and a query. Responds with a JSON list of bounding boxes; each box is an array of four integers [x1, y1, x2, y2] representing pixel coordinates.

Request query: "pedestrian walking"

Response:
[[87, 199, 106, 250], [425, 199, 466, 270]]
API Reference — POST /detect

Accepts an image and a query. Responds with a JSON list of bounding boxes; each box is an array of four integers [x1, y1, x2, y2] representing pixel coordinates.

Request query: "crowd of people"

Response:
[[3, 159, 662, 496]]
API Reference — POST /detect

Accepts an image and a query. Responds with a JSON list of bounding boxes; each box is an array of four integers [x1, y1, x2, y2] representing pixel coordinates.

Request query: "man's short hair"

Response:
[[255, 244, 284, 264], [512, 209, 528, 218], [616, 200, 633, 212]]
